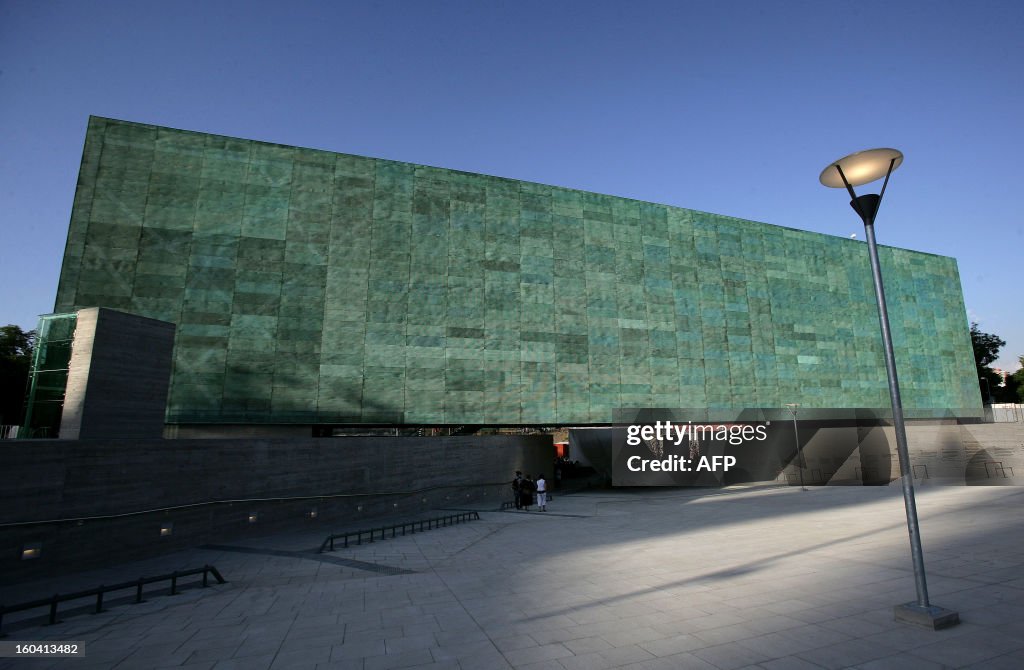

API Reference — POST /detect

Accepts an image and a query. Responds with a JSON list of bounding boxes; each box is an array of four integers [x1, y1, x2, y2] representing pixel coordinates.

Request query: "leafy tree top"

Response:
[[970, 322, 1005, 369], [0, 325, 36, 364]]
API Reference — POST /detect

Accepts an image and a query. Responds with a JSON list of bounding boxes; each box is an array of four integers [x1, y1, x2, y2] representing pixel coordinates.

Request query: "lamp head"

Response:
[[819, 148, 903, 188]]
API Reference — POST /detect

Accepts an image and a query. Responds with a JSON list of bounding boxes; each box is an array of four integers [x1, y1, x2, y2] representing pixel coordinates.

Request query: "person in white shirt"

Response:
[[536, 475, 548, 512]]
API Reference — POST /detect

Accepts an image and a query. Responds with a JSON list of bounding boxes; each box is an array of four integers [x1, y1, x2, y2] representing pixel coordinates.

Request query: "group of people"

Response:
[[511, 470, 549, 512]]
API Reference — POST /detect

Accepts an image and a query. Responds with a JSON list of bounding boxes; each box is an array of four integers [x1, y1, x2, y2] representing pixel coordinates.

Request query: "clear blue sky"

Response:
[[2, 1, 1022, 373]]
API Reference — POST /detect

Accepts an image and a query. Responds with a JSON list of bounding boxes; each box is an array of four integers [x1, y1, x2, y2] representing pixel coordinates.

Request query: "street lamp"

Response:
[[979, 377, 992, 405], [819, 148, 959, 629], [784, 403, 807, 490]]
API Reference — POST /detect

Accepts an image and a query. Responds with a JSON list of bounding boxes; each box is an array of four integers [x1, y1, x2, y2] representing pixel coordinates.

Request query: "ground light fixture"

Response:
[[819, 148, 959, 629]]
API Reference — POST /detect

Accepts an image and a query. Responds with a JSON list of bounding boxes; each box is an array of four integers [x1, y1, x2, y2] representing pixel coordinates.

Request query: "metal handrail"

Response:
[[0, 482, 508, 529], [983, 461, 1014, 478], [319, 511, 480, 553], [0, 565, 226, 636]]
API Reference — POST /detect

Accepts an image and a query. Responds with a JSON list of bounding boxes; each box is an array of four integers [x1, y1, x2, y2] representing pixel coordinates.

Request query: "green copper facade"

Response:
[[54, 117, 980, 425]]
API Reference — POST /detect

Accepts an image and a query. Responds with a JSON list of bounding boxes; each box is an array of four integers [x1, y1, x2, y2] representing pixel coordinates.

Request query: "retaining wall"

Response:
[[0, 435, 552, 584]]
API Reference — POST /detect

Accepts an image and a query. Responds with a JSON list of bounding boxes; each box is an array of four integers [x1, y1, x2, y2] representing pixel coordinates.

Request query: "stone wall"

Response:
[[0, 434, 551, 584], [59, 307, 175, 439], [577, 421, 1024, 488], [781, 421, 1024, 486]]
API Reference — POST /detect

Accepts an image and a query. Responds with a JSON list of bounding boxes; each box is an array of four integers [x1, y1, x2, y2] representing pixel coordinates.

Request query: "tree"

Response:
[[998, 370, 1021, 404], [0, 325, 36, 425], [970, 323, 1005, 404], [970, 323, 1005, 368], [1012, 356, 1024, 404]]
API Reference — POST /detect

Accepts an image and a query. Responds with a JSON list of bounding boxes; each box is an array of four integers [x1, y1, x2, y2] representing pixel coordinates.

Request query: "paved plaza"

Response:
[[3, 484, 1024, 669]]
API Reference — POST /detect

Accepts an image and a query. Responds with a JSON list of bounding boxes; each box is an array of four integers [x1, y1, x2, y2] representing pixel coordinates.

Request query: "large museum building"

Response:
[[22, 117, 980, 437]]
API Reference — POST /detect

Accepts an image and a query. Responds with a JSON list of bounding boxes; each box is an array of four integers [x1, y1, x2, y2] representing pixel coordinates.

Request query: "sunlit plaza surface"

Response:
[[3, 484, 1024, 670]]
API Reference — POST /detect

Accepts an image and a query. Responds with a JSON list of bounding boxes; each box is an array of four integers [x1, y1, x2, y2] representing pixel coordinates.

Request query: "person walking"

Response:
[[536, 474, 548, 512]]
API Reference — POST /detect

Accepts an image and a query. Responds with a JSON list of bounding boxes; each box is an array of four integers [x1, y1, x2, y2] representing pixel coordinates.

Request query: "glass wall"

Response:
[[19, 313, 77, 437]]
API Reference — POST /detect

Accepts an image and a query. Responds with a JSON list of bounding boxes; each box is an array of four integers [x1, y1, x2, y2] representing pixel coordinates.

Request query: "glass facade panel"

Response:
[[20, 312, 76, 437]]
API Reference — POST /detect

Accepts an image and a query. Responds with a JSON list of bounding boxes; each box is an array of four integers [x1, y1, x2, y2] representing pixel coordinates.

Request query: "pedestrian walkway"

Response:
[[3, 485, 1024, 669]]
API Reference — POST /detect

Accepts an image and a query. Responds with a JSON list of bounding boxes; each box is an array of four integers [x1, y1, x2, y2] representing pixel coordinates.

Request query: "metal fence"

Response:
[[991, 404, 1024, 423], [319, 511, 481, 552], [0, 565, 226, 635]]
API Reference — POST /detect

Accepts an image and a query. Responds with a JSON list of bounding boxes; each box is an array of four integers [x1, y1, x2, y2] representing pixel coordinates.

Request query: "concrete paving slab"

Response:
[[4, 486, 1024, 669]]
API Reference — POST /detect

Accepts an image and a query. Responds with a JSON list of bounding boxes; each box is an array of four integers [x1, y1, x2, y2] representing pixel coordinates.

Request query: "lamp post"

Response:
[[784, 403, 807, 490], [819, 148, 959, 629], [979, 377, 992, 405]]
